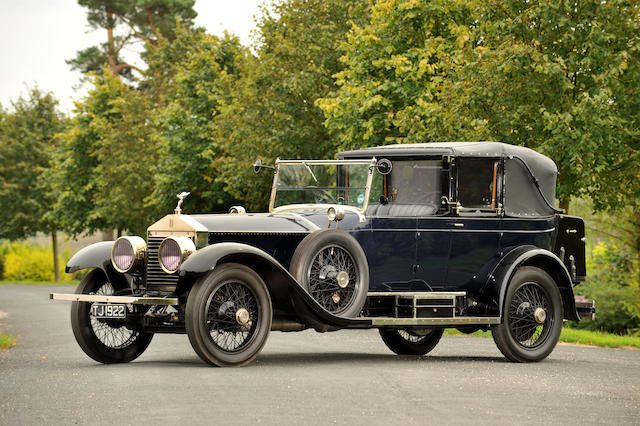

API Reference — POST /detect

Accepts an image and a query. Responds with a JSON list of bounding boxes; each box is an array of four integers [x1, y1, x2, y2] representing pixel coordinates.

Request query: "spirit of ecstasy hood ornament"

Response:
[[174, 192, 191, 215]]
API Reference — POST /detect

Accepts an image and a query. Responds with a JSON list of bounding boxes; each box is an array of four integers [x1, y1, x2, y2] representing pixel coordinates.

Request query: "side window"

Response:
[[456, 158, 500, 211], [389, 160, 443, 205]]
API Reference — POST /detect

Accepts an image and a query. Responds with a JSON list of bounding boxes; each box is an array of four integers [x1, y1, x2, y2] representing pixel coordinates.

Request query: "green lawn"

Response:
[[0, 333, 17, 349], [0, 280, 78, 286], [445, 327, 640, 349]]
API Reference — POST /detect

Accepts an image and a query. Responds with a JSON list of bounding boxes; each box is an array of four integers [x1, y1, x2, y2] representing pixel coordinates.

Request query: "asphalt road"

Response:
[[1, 284, 639, 425]]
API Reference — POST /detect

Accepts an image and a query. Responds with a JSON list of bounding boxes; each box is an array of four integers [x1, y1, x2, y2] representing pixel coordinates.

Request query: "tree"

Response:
[[214, 0, 372, 211], [54, 70, 160, 236], [68, 0, 197, 79], [318, 0, 480, 150], [451, 0, 640, 214], [149, 28, 249, 214], [0, 89, 66, 281], [319, 0, 640, 217]]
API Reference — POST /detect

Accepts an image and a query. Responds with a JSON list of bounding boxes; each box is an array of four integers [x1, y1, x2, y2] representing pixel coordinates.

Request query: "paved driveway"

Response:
[[1, 284, 638, 425]]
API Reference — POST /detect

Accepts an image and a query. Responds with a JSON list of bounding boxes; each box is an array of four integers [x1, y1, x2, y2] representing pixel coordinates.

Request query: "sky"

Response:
[[0, 0, 264, 112]]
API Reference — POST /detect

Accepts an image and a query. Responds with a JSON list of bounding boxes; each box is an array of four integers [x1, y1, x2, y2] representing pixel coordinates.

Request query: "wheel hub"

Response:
[[534, 307, 546, 324], [235, 308, 250, 325], [336, 271, 350, 288]]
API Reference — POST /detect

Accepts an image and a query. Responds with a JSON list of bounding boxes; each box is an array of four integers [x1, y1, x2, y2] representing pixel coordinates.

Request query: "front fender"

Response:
[[179, 243, 370, 331], [65, 241, 127, 288], [490, 246, 579, 321]]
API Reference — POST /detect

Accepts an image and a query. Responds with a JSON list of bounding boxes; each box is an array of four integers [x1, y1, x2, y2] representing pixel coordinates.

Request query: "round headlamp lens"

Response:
[[112, 238, 134, 272], [111, 236, 146, 273], [159, 238, 181, 273]]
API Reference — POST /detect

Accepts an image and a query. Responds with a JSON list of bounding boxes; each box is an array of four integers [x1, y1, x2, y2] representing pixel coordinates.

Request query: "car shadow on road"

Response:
[[124, 352, 510, 368], [254, 352, 509, 367]]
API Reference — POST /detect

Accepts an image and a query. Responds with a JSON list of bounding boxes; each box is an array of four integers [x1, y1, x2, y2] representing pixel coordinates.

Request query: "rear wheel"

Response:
[[186, 263, 272, 367], [71, 269, 153, 364], [492, 266, 563, 362], [379, 328, 444, 356]]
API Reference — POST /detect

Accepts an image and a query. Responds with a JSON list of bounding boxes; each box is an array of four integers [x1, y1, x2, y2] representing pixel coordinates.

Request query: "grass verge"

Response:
[[444, 327, 640, 349], [0, 333, 17, 349], [0, 280, 79, 286]]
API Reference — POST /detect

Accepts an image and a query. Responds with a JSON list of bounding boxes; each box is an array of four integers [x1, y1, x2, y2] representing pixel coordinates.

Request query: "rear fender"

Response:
[[65, 242, 128, 289], [178, 243, 370, 331], [490, 246, 579, 321]]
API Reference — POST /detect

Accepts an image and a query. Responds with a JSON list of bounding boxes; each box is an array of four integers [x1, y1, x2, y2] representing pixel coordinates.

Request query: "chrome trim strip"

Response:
[[365, 228, 556, 234], [370, 317, 501, 326], [368, 291, 465, 298], [50, 293, 179, 305]]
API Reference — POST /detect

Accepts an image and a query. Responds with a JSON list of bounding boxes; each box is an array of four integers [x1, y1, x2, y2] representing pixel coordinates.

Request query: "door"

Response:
[[445, 157, 503, 290]]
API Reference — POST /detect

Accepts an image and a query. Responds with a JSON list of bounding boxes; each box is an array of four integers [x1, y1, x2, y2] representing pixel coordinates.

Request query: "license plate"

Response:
[[90, 303, 127, 319]]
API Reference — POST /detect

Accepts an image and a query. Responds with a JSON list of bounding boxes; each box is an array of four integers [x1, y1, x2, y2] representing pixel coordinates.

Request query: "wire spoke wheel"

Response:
[[71, 269, 153, 364], [379, 328, 444, 356], [205, 281, 260, 353], [307, 244, 358, 313], [508, 282, 551, 348], [186, 263, 272, 367], [290, 229, 370, 318], [89, 282, 139, 350], [491, 266, 563, 363]]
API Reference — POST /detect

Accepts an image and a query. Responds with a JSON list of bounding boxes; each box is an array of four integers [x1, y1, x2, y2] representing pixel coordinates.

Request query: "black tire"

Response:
[[185, 263, 272, 367], [289, 229, 369, 317], [379, 328, 444, 356], [491, 266, 563, 362], [70, 269, 153, 364]]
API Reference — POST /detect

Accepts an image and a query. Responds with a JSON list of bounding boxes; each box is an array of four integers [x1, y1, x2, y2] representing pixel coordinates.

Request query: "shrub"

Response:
[[0, 241, 68, 282], [572, 242, 640, 335]]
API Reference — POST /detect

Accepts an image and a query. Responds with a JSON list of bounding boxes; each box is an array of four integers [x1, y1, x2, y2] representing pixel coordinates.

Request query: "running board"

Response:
[[50, 293, 179, 305], [370, 317, 500, 326]]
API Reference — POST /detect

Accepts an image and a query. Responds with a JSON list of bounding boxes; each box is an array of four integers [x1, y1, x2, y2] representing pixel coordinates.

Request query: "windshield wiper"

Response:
[[302, 161, 318, 183]]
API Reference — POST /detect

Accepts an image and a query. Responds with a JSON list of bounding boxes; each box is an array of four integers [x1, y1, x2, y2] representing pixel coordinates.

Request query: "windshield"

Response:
[[271, 160, 375, 211]]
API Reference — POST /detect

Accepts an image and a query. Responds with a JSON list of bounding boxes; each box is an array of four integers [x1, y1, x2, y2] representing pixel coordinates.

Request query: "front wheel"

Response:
[[491, 266, 563, 362], [71, 269, 153, 364], [379, 328, 444, 356], [186, 263, 272, 367]]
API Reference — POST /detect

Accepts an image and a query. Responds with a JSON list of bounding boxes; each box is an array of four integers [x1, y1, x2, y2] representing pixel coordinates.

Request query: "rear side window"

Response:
[[456, 158, 500, 209]]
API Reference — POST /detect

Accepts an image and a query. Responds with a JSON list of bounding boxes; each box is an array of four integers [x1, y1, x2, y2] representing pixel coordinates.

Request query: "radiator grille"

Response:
[[146, 236, 179, 294]]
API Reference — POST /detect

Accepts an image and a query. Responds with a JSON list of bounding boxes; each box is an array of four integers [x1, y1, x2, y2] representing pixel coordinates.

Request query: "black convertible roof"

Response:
[[338, 142, 559, 216], [339, 141, 551, 166]]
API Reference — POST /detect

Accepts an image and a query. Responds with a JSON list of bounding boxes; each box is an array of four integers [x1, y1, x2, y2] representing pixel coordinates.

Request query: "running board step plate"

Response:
[[370, 317, 500, 326], [50, 293, 179, 305]]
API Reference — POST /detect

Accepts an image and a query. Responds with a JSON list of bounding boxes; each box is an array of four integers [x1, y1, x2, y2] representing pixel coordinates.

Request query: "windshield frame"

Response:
[[269, 158, 377, 214]]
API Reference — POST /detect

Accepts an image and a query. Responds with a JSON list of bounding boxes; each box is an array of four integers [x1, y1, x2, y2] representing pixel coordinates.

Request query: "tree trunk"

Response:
[[52, 230, 60, 283], [559, 196, 570, 214], [102, 229, 115, 241], [106, 10, 118, 75]]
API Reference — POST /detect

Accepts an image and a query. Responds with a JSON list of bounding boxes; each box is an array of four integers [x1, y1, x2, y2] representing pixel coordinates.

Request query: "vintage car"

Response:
[[51, 142, 594, 367]]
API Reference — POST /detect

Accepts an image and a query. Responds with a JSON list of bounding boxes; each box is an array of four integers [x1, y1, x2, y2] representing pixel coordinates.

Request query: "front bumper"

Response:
[[50, 293, 179, 305]]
